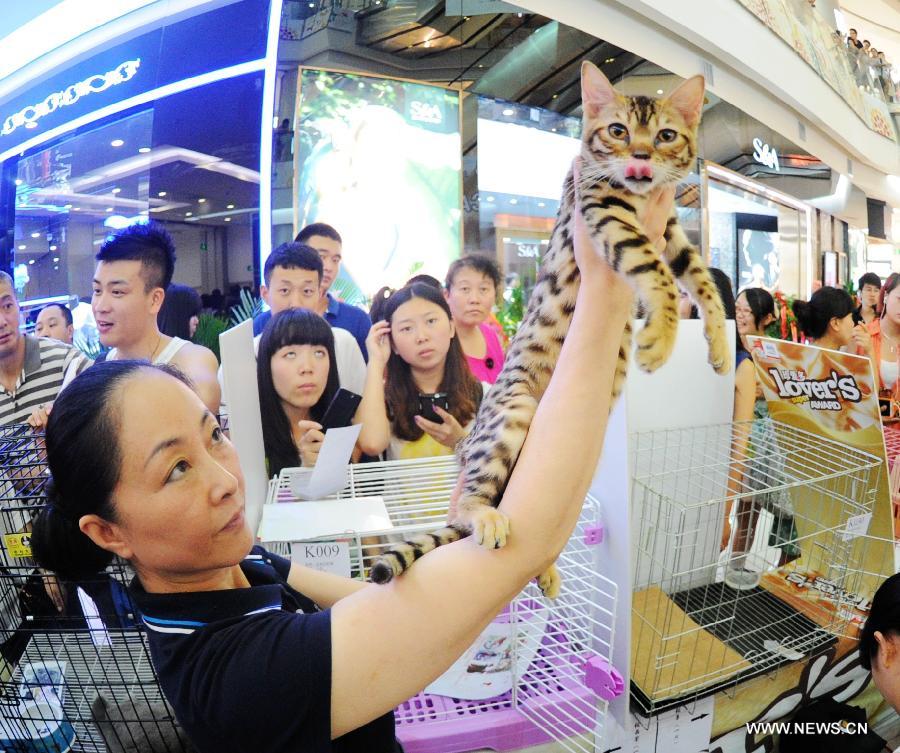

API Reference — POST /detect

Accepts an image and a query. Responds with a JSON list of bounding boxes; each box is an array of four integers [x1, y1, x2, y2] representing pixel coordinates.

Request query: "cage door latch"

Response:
[[583, 524, 604, 545], [584, 655, 624, 700]]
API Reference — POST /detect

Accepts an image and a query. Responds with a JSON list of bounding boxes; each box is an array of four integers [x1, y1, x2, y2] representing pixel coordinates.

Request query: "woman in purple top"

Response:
[[444, 255, 505, 383]]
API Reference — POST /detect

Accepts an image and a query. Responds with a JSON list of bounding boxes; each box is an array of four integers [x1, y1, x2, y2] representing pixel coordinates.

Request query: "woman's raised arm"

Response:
[[328, 171, 670, 738]]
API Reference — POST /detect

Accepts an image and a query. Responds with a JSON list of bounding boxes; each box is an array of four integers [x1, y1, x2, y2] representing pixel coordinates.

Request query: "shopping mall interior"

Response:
[[0, 1, 899, 751]]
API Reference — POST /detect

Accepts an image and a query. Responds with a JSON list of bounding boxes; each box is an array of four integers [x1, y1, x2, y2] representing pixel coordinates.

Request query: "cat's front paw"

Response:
[[706, 327, 732, 374], [634, 319, 677, 373], [537, 564, 561, 599], [468, 506, 510, 549]]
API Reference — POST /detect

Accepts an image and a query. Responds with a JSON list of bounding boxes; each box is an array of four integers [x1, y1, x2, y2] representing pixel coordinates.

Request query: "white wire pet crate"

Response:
[[0, 423, 191, 753], [264, 456, 621, 753], [629, 418, 882, 716]]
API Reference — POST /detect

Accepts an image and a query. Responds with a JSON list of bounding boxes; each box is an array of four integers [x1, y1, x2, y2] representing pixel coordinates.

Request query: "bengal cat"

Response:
[[370, 61, 731, 595]]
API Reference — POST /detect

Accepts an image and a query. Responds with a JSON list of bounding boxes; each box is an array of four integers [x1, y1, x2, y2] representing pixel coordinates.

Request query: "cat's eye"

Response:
[[607, 123, 628, 140], [657, 128, 677, 143]]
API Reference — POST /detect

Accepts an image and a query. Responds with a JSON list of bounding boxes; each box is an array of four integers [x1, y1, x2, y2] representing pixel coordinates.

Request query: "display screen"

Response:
[[738, 228, 781, 291], [476, 109, 579, 201], [295, 69, 462, 300]]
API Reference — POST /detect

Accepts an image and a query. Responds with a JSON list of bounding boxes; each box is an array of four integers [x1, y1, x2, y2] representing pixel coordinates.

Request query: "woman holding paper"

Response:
[[256, 308, 347, 475], [27, 169, 672, 753]]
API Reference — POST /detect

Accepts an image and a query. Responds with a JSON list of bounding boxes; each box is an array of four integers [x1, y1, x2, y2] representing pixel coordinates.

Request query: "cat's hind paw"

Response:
[[537, 564, 561, 599], [634, 319, 677, 373], [468, 506, 510, 549], [706, 327, 732, 374]]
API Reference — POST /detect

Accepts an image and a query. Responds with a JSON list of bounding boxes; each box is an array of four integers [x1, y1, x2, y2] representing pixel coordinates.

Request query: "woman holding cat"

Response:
[[28, 171, 669, 753], [356, 283, 484, 460]]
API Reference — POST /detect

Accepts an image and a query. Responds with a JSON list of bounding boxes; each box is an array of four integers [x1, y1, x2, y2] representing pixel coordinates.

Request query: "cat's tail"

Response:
[[370, 523, 468, 584]]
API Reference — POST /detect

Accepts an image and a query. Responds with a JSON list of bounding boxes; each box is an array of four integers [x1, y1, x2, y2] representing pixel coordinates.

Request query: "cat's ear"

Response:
[[581, 61, 618, 119], [666, 75, 705, 127]]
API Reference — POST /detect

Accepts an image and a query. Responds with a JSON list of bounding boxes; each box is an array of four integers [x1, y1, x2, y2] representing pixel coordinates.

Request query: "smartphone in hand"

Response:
[[417, 392, 450, 424], [320, 389, 362, 431]]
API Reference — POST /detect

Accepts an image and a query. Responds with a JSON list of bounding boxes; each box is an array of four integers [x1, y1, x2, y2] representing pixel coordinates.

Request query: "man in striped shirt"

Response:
[[0, 274, 89, 427], [0, 271, 89, 662]]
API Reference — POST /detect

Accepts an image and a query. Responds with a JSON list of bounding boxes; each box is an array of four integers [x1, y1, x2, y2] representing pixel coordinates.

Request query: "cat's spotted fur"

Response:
[[369, 62, 730, 592]]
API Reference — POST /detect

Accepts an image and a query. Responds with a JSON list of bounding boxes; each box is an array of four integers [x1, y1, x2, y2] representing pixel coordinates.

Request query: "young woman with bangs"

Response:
[[357, 283, 484, 460], [257, 308, 342, 475]]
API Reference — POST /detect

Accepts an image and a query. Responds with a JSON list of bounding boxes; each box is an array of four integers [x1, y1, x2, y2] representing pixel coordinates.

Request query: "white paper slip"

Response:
[[841, 512, 872, 541], [258, 496, 393, 541], [290, 424, 362, 499], [292, 540, 352, 578]]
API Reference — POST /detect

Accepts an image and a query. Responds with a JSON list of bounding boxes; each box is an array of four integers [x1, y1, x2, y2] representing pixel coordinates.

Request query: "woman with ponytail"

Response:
[[792, 287, 873, 373], [27, 179, 668, 753]]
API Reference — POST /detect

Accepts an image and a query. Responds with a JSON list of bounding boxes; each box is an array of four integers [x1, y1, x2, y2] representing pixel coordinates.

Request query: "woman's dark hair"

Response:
[[859, 572, 900, 670], [739, 287, 776, 330], [381, 283, 482, 442], [31, 361, 192, 579], [257, 309, 339, 476], [879, 273, 900, 317], [369, 285, 396, 324], [792, 287, 854, 340], [445, 255, 501, 292], [157, 283, 201, 340]]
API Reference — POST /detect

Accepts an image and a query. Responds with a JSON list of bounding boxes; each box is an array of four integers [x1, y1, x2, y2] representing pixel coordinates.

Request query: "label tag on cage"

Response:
[[292, 540, 352, 578], [4, 532, 31, 558], [841, 512, 872, 541]]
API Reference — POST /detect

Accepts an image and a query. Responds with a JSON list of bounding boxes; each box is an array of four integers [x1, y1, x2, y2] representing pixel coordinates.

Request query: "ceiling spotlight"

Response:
[[502, 108, 514, 116], [185, 212, 193, 217], [551, 127, 557, 132], [17, 245, 25, 250], [138, 147, 151, 153], [538, 202, 546, 208], [28, 259, 34, 265], [486, 196, 495, 202], [52, 257, 59, 263], [198, 198, 206, 203], [478, 64, 484, 68], [14, 179, 22, 186], [49, 245, 57, 251], [105, 207, 114, 212], [110, 139, 124, 147], [73, 207, 81, 211], [158, 191, 167, 197], [552, 94, 558, 99], [224, 217, 232, 222], [111, 187, 121, 194], [226, 203, 235, 209], [656, 89, 664, 95], [509, 198, 518, 205], [63, 204, 73, 209], [30, 232, 39, 238]]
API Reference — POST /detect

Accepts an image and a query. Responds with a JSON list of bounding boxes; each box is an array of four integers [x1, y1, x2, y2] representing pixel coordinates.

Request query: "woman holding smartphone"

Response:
[[257, 308, 346, 475], [356, 283, 484, 460]]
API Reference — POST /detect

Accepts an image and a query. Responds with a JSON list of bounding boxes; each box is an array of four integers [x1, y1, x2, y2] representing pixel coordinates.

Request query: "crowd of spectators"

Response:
[[844, 27, 897, 102]]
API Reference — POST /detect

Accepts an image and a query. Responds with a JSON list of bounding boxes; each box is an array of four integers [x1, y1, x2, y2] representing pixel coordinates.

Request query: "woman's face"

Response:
[[446, 269, 496, 328], [102, 371, 251, 580], [829, 312, 855, 347], [270, 343, 330, 412], [735, 292, 761, 336], [884, 286, 900, 326], [390, 297, 455, 371], [871, 635, 900, 713]]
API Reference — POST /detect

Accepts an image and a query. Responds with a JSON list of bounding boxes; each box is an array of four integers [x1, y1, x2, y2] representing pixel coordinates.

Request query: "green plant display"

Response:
[[230, 289, 263, 327], [193, 313, 230, 363], [496, 283, 526, 339], [330, 277, 367, 308]]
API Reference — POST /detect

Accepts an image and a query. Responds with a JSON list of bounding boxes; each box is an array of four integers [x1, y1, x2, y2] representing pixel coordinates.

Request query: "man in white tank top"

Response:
[[92, 224, 221, 413]]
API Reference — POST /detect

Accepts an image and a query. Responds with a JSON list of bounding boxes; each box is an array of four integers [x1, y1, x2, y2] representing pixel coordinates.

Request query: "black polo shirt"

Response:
[[130, 547, 398, 753]]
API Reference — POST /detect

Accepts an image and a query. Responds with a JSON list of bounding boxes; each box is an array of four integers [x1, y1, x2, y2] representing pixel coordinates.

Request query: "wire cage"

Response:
[[629, 418, 882, 716], [265, 456, 620, 753], [0, 423, 192, 753]]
